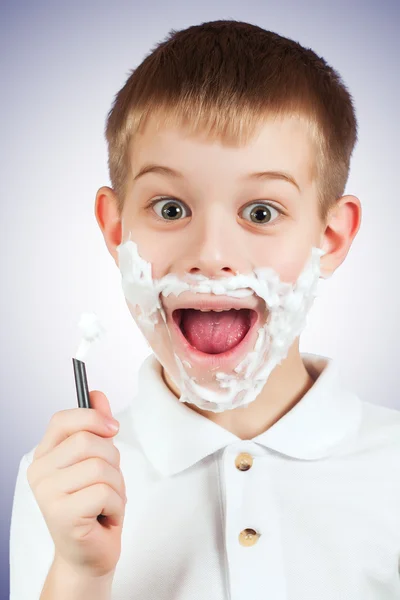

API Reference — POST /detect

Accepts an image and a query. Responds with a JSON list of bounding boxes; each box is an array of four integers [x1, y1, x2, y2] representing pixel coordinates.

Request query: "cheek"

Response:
[[273, 255, 310, 283], [257, 212, 321, 283], [124, 225, 168, 279], [256, 238, 315, 284]]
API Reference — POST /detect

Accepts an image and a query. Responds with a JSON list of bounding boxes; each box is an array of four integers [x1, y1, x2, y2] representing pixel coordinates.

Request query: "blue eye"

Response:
[[148, 197, 283, 225]]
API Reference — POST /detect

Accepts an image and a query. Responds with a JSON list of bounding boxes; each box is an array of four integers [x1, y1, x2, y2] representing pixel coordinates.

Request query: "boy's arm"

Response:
[[9, 450, 56, 599]]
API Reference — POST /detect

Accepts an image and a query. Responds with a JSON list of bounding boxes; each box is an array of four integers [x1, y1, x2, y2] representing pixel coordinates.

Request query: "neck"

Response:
[[162, 338, 315, 440]]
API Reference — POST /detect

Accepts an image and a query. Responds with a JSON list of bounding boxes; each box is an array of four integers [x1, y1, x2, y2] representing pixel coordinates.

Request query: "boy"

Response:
[[10, 19, 400, 600]]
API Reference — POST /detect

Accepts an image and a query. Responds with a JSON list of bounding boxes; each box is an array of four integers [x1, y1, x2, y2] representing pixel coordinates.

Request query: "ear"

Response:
[[94, 186, 123, 266], [319, 195, 362, 278]]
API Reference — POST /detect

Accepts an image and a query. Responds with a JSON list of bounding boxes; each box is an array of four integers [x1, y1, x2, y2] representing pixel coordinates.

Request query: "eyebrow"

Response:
[[133, 163, 301, 192]]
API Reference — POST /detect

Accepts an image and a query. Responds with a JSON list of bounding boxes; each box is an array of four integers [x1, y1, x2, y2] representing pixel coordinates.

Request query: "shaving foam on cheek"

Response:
[[116, 231, 325, 413]]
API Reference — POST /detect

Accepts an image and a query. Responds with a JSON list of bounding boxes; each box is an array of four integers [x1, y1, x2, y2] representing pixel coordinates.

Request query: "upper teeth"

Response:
[[196, 308, 242, 312]]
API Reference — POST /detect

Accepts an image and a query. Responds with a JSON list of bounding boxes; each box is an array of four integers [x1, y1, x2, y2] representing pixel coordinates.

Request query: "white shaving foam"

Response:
[[116, 232, 325, 413], [75, 312, 106, 361]]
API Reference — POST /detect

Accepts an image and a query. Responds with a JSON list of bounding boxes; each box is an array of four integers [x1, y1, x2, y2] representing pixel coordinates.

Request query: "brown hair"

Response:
[[105, 19, 358, 223]]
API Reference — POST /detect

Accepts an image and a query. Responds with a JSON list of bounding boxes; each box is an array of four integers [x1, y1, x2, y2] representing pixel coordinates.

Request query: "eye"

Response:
[[149, 197, 189, 221], [147, 197, 283, 225], [241, 202, 282, 225]]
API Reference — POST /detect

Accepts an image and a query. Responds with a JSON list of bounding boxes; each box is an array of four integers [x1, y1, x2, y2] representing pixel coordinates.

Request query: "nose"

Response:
[[179, 213, 249, 280], [188, 264, 237, 280]]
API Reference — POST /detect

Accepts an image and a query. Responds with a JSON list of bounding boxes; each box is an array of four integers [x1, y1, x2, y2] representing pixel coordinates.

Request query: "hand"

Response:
[[27, 391, 126, 579]]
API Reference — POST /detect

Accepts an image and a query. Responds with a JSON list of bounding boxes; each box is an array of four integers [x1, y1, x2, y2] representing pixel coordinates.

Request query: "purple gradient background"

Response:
[[1, 0, 399, 596]]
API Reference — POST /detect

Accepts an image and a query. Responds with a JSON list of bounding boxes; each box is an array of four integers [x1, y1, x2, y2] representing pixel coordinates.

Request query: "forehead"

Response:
[[128, 114, 317, 192]]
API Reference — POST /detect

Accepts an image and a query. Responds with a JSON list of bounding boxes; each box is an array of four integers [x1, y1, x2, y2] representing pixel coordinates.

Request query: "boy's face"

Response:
[[96, 113, 360, 405]]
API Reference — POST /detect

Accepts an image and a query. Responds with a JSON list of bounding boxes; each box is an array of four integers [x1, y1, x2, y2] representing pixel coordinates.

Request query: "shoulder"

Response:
[[361, 399, 400, 426], [358, 399, 400, 453]]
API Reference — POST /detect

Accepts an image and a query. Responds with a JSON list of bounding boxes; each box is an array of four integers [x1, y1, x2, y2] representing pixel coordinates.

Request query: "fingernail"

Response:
[[105, 418, 119, 431]]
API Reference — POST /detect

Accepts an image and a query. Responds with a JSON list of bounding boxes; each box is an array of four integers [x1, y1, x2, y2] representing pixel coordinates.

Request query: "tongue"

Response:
[[180, 308, 251, 354]]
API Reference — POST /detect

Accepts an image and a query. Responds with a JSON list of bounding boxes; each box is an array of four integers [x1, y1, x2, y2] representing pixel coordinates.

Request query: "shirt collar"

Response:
[[130, 352, 362, 477]]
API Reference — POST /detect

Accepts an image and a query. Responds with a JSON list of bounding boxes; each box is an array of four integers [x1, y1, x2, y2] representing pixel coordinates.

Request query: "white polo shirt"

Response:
[[9, 352, 400, 599]]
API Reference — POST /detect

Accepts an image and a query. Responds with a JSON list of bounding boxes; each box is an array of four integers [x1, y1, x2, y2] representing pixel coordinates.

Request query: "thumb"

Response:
[[88, 390, 115, 421]]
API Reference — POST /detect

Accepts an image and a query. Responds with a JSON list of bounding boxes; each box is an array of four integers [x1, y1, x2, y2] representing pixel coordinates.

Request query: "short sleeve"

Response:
[[9, 449, 55, 599]]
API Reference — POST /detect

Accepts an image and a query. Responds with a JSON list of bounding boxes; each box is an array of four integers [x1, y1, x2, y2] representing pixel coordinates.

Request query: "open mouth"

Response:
[[172, 308, 258, 356]]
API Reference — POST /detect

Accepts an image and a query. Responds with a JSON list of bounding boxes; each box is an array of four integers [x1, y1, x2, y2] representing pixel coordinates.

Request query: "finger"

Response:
[[57, 482, 126, 530], [29, 431, 121, 487], [88, 390, 115, 421], [54, 458, 126, 504], [33, 408, 119, 461]]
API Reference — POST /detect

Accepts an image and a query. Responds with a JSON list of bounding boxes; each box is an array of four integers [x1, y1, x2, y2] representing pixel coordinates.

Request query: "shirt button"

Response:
[[239, 528, 261, 547], [235, 452, 253, 471]]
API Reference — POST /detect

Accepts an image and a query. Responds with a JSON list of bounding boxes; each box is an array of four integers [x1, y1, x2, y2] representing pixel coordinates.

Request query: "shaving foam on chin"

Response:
[[116, 232, 325, 413]]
